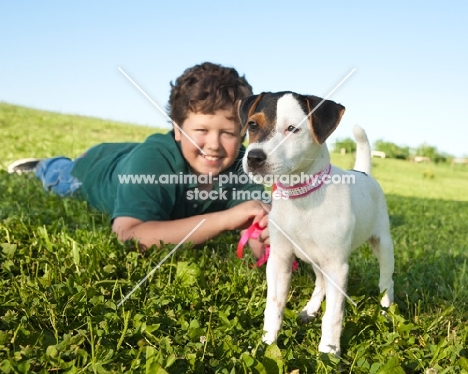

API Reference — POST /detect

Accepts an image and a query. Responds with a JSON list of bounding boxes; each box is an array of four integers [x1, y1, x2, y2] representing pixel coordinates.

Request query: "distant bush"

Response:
[[332, 137, 356, 153], [414, 143, 449, 164], [333, 137, 451, 164], [374, 140, 410, 160]]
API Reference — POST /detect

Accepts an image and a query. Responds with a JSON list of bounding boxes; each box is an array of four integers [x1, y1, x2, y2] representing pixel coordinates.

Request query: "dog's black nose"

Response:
[[247, 149, 267, 168]]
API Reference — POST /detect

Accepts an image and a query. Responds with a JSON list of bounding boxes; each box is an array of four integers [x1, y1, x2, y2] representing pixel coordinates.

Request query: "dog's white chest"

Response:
[[269, 201, 323, 262], [268, 182, 358, 265]]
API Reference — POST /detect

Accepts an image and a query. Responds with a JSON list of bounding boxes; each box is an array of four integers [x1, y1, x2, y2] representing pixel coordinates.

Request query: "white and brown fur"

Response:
[[238, 91, 394, 355]]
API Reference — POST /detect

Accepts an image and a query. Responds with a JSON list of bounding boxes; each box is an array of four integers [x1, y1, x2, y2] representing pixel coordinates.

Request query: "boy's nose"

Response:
[[205, 133, 221, 150]]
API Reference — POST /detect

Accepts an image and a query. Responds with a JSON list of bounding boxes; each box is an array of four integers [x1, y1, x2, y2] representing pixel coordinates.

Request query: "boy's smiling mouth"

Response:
[[202, 154, 223, 162]]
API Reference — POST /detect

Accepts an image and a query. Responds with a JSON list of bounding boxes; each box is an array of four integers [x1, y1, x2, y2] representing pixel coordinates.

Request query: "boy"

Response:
[[8, 62, 269, 253]]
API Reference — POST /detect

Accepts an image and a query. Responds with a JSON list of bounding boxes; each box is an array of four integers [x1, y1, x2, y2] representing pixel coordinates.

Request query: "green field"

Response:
[[1, 103, 467, 373]]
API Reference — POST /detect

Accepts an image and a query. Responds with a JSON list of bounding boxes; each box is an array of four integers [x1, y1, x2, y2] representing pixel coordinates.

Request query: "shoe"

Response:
[[7, 158, 43, 174]]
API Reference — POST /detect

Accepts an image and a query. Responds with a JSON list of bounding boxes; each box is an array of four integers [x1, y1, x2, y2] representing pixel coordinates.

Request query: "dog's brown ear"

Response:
[[305, 96, 345, 144], [238, 94, 264, 136]]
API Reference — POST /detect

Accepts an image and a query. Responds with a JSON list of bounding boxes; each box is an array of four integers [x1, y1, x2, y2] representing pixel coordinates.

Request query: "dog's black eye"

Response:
[[248, 121, 258, 131], [287, 125, 300, 134]]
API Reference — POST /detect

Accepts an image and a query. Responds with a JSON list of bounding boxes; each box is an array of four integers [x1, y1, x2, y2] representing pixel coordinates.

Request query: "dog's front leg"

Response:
[[318, 262, 349, 356], [262, 251, 293, 345], [299, 264, 325, 322]]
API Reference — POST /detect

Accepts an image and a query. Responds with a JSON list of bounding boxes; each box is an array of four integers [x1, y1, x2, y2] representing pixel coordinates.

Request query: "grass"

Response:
[[0, 102, 157, 164], [331, 153, 468, 202], [1, 102, 468, 373]]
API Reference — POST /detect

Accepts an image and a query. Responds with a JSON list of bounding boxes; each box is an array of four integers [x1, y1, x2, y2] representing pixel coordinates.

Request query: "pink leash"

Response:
[[237, 222, 298, 270]]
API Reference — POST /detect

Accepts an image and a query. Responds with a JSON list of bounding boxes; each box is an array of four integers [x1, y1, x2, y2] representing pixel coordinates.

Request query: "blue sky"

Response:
[[1, 1, 467, 157]]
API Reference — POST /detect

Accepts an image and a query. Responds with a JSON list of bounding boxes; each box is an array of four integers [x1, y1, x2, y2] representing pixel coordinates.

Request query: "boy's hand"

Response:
[[247, 235, 268, 259], [222, 200, 270, 231], [252, 209, 269, 246], [246, 209, 270, 259]]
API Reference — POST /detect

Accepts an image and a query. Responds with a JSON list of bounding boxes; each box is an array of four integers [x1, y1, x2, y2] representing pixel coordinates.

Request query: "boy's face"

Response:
[[174, 108, 242, 177]]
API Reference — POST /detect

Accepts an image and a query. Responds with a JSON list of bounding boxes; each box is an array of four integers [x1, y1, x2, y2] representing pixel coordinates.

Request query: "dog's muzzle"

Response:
[[246, 149, 267, 169]]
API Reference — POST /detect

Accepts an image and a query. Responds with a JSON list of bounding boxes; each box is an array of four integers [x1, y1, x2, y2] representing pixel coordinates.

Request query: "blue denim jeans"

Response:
[[35, 157, 82, 197]]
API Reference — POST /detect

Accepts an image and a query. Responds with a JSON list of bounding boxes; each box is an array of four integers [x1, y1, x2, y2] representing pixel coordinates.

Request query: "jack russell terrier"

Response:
[[238, 91, 394, 356]]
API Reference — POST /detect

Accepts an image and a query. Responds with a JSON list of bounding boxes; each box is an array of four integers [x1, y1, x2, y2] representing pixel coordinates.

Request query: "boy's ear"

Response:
[[305, 95, 345, 144], [238, 94, 264, 136], [173, 123, 182, 141]]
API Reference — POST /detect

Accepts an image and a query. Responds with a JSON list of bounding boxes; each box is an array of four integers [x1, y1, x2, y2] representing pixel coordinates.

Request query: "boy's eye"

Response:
[[286, 125, 300, 134]]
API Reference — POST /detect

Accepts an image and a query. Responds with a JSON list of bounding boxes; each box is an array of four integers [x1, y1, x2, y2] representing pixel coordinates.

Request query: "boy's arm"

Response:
[[112, 200, 269, 248]]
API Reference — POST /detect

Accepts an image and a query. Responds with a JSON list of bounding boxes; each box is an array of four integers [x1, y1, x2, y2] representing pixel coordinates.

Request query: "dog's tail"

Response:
[[353, 125, 372, 175]]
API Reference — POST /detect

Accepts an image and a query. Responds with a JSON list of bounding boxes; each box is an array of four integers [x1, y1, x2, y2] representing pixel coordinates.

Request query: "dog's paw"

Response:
[[261, 331, 277, 345], [380, 293, 393, 309], [298, 310, 318, 324], [318, 342, 341, 357], [380, 309, 391, 322]]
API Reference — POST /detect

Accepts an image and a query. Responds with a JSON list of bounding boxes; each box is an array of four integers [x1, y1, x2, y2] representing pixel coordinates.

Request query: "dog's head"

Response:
[[238, 91, 345, 177]]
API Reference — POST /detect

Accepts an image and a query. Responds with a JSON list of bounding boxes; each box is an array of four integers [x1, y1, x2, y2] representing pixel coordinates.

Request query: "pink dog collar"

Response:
[[275, 163, 331, 199]]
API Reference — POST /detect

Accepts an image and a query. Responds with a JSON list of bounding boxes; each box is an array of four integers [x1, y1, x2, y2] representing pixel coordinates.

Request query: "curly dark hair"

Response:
[[167, 62, 253, 126]]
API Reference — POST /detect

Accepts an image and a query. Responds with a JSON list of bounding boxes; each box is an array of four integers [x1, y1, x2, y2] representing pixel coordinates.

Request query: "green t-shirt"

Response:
[[71, 130, 264, 222]]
